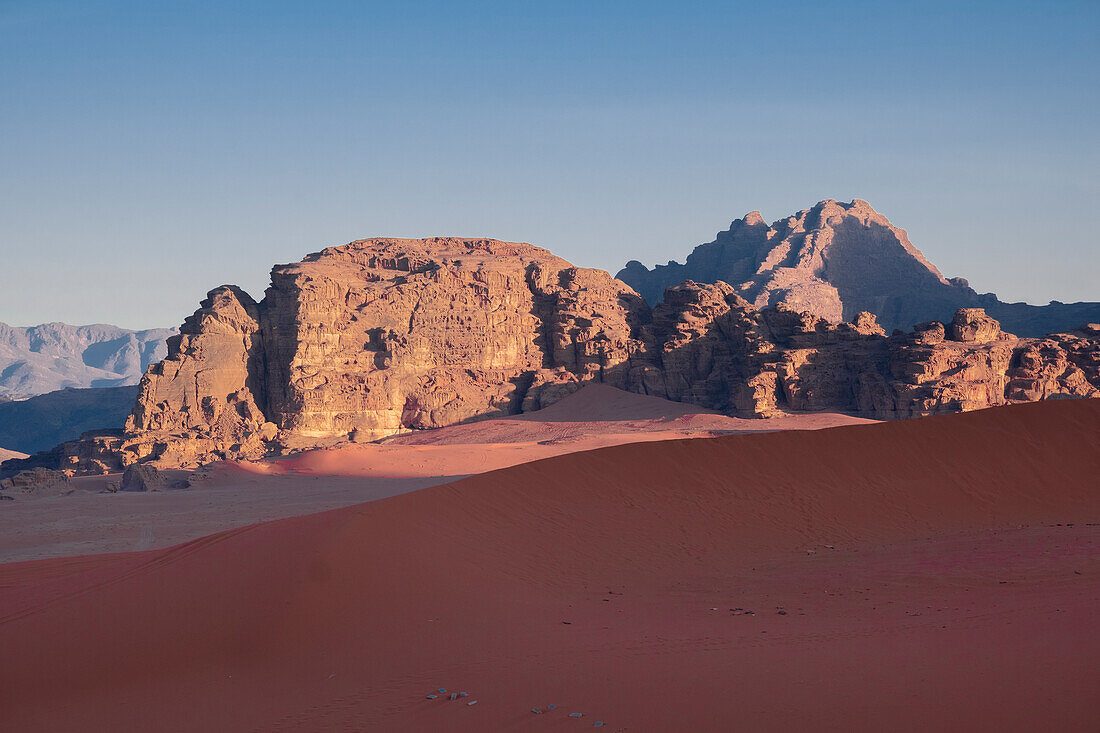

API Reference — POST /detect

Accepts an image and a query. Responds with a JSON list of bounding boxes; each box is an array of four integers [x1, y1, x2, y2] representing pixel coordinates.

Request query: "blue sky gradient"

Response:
[[2, 0, 1097, 328]]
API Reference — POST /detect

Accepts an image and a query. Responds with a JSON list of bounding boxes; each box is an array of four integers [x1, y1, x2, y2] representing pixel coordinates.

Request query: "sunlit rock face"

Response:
[[118, 237, 651, 465], [27, 235, 1096, 474]]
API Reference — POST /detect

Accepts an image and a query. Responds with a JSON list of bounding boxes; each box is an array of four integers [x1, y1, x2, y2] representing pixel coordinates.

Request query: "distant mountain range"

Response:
[[617, 199, 1100, 336], [0, 322, 174, 400], [0, 386, 138, 455]]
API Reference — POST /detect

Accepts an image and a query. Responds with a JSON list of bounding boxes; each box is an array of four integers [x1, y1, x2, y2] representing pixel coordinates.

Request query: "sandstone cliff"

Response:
[[7, 237, 1097, 475], [109, 238, 650, 467], [617, 199, 1100, 337]]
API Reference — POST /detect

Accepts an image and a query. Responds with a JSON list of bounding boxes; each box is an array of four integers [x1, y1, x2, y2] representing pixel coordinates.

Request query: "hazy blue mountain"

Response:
[[0, 322, 174, 400]]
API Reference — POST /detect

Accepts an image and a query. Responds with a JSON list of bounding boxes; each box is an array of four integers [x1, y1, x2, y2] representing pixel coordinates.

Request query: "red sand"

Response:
[[283, 384, 873, 478], [0, 386, 872, 562], [1, 399, 1098, 731]]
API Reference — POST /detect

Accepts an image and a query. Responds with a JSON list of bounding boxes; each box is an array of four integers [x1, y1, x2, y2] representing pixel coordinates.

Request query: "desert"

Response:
[[3, 4, 1098, 731], [2, 224, 1097, 733], [1, 398, 1097, 731]]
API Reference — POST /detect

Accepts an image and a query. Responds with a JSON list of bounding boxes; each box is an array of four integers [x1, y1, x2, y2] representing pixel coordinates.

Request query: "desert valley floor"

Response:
[[0, 388, 1097, 732]]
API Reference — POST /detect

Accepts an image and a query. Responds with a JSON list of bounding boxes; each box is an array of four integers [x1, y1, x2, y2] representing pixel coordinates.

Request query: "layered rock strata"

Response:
[[93, 238, 650, 468]]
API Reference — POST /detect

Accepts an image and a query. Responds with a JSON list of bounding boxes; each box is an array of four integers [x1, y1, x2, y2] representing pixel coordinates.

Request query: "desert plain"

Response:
[[1, 389, 1096, 732]]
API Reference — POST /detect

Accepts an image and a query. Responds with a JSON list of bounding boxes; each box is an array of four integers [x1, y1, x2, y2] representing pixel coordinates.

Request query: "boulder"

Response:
[[119, 464, 167, 492], [949, 308, 1003, 344]]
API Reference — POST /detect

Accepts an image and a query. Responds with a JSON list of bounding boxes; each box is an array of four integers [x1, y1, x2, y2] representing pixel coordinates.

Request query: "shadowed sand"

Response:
[[0, 399, 1097, 731], [0, 385, 872, 562]]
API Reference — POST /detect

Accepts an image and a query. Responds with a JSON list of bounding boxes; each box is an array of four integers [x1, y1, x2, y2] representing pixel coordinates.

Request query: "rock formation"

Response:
[[6, 236, 1097, 476], [0, 322, 175, 400], [98, 238, 650, 468], [0, 467, 72, 498], [118, 464, 168, 492], [617, 199, 1100, 336], [635, 281, 1098, 421]]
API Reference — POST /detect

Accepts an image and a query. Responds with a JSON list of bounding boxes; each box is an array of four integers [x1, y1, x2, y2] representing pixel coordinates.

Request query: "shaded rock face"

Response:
[[617, 199, 1100, 337], [642, 286, 1098, 421], [643, 281, 892, 418]]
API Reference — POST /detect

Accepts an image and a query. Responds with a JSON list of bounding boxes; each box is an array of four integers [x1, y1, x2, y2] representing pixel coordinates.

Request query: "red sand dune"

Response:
[[284, 383, 873, 478], [1, 399, 1098, 732], [0, 386, 872, 563]]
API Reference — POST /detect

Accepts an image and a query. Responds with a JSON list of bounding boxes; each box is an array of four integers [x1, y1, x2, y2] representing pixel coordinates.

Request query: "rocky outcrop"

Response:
[[12, 236, 1097, 475], [1005, 324, 1100, 402], [617, 199, 1100, 337], [119, 464, 167, 492], [0, 430, 129, 476], [109, 238, 650, 467], [0, 322, 174, 400], [634, 281, 1097, 422], [0, 468, 72, 498], [0, 446, 27, 463], [124, 286, 275, 466]]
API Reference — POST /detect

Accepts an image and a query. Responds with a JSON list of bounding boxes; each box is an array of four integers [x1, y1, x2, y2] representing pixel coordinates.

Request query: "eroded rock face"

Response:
[[949, 308, 1004, 344], [618, 199, 1100, 336], [1005, 325, 1100, 402], [627, 282, 1095, 423], [117, 238, 649, 466], [25, 234, 1098, 475], [256, 238, 648, 441]]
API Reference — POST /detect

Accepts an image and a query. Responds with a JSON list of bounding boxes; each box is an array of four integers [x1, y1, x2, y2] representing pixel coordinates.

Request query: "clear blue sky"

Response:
[[2, 0, 1097, 329]]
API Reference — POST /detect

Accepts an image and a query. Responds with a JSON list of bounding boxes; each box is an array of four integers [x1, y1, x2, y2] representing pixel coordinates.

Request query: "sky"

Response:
[[1, 0, 1097, 329]]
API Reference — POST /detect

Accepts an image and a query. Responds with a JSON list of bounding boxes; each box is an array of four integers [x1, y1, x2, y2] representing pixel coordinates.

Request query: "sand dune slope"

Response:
[[1, 399, 1098, 732], [286, 384, 873, 477]]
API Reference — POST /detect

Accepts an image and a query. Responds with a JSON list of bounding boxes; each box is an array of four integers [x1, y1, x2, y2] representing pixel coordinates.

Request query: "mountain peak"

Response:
[[616, 200, 1100, 335], [739, 211, 766, 227]]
